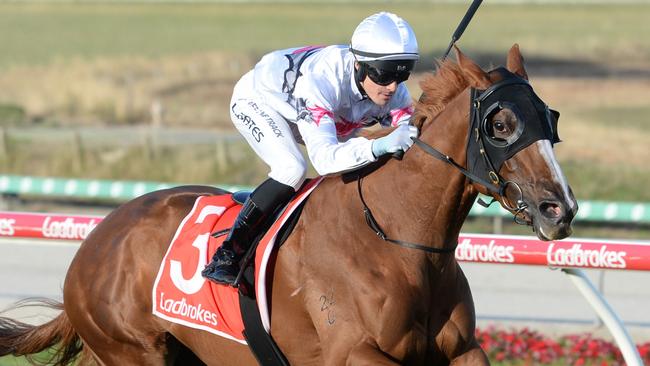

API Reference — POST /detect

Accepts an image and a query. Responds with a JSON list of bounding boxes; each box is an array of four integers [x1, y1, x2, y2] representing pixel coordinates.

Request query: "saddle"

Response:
[[152, 178, 323, 365]]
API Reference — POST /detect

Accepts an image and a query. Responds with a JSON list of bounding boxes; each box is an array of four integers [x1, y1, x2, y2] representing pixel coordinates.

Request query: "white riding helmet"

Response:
[[350, 12, 419, 62]]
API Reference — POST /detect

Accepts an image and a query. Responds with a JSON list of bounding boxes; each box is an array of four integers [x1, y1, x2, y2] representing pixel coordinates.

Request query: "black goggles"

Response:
[[363, 59, 415, 86], [366, 66, 411, 86]]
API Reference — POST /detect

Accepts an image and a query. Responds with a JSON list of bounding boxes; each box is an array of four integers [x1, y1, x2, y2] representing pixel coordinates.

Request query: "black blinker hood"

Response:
[[466, 68, 561, 186]]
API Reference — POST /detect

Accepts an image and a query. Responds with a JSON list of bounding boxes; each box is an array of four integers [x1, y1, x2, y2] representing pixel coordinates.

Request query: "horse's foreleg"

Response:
[[345, 342, 401, 366], [436, 263, 490, 365], [449, 341, 489, 366]]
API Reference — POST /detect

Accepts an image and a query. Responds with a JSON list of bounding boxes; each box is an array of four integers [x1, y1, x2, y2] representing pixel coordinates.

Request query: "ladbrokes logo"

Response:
[[42, 217, 98, 240], [0, 218, 15, 236], [455, 238, 515, 263], [159, 292, 218, 326], [547, 243, 627, 269]]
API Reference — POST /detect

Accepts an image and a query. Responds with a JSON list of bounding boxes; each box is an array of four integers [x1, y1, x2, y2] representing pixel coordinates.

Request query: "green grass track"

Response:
[[0, 3, 648, 69]]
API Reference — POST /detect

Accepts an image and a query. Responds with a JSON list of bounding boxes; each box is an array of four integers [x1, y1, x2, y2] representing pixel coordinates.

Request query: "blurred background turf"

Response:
[[0, 1, 648, 203], [0, 3, 648, 67]]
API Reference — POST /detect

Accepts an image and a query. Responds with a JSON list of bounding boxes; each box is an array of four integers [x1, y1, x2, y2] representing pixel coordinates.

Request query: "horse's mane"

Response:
[[412, 60, 469, 128], [360, 60, 469, 139]]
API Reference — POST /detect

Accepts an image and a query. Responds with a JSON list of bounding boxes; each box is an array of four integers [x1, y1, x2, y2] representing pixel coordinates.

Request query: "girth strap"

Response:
[[238, 266, 290, 366]]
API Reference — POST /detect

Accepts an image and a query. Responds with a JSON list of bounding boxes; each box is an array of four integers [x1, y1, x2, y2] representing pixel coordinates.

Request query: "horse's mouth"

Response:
[[501, 194, 533, 226], [524, 199, 575, 241], [515, 208, 534, 226]]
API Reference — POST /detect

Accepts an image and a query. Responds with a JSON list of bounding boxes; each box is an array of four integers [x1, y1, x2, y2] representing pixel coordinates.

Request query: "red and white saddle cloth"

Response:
[[152, 178, 322, 344]]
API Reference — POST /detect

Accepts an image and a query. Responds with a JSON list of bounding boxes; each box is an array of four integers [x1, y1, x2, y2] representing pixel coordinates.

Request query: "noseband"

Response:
[[358, 70, 561, 253]]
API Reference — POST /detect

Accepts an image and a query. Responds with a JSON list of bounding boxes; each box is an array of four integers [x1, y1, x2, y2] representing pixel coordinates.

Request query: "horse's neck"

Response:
[[363, 90, 478, 254]]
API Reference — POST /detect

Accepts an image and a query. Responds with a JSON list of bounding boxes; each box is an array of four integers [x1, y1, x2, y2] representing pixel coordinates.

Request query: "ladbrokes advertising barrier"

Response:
[[0, 211, 102, 241], [455, 233, 650, 271], [1, 211, 649, 271]]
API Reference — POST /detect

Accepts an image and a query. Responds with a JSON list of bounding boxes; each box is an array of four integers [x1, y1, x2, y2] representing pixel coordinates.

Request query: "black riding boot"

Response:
[[201, 198, 265, 285], [202, 178, 295, 286]]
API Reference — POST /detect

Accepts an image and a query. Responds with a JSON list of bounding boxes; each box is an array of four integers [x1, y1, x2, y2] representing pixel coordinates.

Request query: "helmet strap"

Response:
[[351, 53, 368, 99]]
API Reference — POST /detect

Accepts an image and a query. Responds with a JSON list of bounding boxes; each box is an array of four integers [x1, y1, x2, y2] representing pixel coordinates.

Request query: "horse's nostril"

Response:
[[540, 201, 562, 220]]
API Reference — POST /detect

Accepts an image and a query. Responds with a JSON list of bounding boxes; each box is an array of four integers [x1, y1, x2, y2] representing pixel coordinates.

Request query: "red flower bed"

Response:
[[476, 326, 650, 365]]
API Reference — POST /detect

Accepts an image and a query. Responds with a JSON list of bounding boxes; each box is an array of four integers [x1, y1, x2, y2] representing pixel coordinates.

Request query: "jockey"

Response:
[[202, 12, 420, 286]]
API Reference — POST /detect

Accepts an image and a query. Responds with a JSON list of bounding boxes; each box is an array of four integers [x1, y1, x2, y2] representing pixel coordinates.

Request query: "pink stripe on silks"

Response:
[[292, 45, 324, 54], [306, 106, 366, 137], [335, 116, 364, 137], [307, 106, 335, 126], [390, 106, 414, 127]]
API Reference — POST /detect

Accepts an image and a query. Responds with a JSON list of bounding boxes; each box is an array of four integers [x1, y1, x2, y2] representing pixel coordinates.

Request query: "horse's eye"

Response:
[[494, 121, 506, 132], [483, 104, 523, 146]]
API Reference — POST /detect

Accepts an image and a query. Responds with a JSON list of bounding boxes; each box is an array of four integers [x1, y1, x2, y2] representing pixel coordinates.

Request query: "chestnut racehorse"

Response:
[[0, 45, 577, 365]]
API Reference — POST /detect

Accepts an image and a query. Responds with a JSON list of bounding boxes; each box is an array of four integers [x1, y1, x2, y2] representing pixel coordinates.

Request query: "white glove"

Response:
[[371, 124, 418, 158]]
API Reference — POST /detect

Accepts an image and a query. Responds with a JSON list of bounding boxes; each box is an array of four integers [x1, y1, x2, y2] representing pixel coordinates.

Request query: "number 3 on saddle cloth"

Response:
[[152, 178, 323, 348]]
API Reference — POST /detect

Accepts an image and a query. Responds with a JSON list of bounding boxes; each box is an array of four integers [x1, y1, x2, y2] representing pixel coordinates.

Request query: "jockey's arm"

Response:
[[297, 115, 377, 176], [293, 64, 415, 175]]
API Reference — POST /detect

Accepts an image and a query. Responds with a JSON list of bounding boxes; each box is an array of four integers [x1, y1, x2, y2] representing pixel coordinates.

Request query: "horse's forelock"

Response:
[[413, 60, 470, 128]]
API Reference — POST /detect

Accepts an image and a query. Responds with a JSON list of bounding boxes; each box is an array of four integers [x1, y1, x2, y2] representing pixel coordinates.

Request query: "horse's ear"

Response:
[[454, 45, 491, 89], [506, 43, 529, 80]]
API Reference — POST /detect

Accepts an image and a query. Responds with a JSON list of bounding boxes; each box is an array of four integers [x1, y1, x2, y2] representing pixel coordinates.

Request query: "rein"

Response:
[[356, 132, 527, 255], [357, 77, 552, 251], [411, 136, 529, 221], [357, 176, 457, 254], [356, 132, 529, 255], [357, 0, 488, 255], [411, 137, 504, 197]]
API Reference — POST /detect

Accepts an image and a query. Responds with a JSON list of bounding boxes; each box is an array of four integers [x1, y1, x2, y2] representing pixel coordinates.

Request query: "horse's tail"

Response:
[[0, 298, 86, 366]]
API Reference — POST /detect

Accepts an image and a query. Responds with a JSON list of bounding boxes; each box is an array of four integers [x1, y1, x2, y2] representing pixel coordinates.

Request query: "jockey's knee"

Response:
[[269, 160, 306, 191]]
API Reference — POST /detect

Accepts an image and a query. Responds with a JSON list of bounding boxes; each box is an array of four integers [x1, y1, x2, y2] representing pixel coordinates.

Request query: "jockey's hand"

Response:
[[371, 124, 418, 158]]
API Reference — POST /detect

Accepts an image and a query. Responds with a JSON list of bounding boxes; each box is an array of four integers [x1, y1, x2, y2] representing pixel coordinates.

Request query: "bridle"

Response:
[[358, 70, 561, 253]]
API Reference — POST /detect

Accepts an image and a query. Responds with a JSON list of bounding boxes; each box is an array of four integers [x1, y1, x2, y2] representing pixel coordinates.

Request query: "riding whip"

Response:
[[441, 0, 484, 61], [393, 0, 484, 160]]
